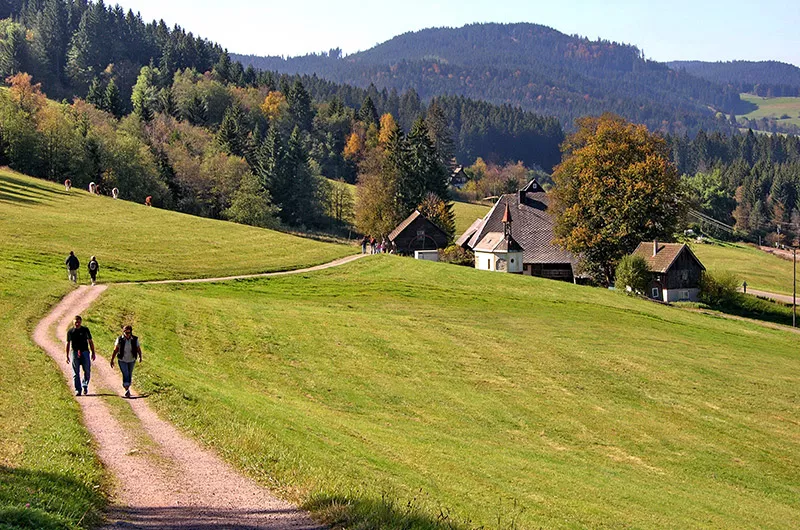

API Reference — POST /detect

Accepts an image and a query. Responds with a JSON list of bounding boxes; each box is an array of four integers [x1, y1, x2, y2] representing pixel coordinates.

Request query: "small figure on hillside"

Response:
[[64, 178, 71, 191], [87, 256, 99, 286], [370, 236, 376, 255], [145, 195, 152, 207], [361, 235, 369, 254], [381, 237, 388, 253], [88, 182, 97, 194], [65, 251, 80, 283], [111, 187, 119, 199], [65, 315, 95, 396], [110, 324, 143, 399], [742, 281, 747, 294], [391, 241, 397, 254]]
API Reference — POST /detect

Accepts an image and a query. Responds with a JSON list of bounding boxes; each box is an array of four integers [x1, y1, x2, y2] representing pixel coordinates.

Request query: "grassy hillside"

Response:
[[0, 170, 352, 528], [739, 93, 800, 127], [87, 256, 800, 529], [690, 240, 796, 295]]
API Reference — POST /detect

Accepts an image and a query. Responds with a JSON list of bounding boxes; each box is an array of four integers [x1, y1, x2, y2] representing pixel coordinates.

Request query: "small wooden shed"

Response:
[[388, 210, 450, 255]]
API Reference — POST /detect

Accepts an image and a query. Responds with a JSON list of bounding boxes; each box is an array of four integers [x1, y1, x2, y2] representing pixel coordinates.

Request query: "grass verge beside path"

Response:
[[89, 256, 800, 529], [690, 240, 796, 296]]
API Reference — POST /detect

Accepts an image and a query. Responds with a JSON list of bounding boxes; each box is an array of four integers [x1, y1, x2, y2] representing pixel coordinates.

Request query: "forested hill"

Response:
[[668, 60, 800, 97], [234, 22, 740, 135]]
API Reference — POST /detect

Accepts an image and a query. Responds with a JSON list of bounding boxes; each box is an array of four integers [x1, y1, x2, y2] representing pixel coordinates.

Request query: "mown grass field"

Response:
[[690, 239, 796, 295], [739, 93, 800, 127], [87, 256, 800, 529], [0, 170, 352, 528]]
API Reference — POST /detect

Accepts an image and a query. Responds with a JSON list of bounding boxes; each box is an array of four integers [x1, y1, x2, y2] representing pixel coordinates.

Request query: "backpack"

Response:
[[89, 260, 98, 272]]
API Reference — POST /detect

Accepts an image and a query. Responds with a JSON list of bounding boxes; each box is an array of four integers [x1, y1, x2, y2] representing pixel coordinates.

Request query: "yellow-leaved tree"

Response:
[[551, 113, 685, 285]]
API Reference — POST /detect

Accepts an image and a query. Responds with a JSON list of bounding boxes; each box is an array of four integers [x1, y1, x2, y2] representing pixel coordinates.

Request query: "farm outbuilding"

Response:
[[632, 241, 706, 302], [388, 210, 450, 256]]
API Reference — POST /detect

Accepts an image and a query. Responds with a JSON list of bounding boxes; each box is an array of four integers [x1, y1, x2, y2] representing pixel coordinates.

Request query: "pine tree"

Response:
[[216, 103, 249, 157], [104, 78, 122, 117], [86, 76, 104, 107], [287, 79, 313, 132], [425, 99, 455, 168], [358, 96, 379, 126]]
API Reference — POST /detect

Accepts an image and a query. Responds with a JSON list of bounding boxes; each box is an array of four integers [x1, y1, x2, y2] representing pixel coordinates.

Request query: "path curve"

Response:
[[33, 254, 365, 529]]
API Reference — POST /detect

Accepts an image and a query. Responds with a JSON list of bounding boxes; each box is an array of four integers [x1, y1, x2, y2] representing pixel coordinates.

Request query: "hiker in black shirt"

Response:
[[65, 251, 80, 283], [65, 315, 95, 396], [87, 256, 99, 286]]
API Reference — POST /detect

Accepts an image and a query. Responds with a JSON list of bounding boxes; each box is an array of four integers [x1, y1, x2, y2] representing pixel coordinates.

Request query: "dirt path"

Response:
[[33, 255, 365, 529]]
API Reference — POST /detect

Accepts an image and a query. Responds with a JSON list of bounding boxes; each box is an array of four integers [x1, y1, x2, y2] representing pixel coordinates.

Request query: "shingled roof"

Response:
[[632, 242, 705, 274], [388, 210, 423, 241], [463, 180, 579, 270]]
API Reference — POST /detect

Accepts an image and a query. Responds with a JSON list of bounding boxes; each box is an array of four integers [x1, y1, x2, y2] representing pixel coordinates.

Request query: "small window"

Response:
[[651, 287, 660, 299], [681, 270, 689, 281], [510, 258, 515, 264], [680, 290, 689, 300], [487, 258, 491, 270]]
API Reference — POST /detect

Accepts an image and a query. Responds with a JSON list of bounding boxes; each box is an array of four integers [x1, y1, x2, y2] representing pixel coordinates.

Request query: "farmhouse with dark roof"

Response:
[[388, 210, 450, 255], [632, 241, 706, 302], [458, 179, 580, 282]]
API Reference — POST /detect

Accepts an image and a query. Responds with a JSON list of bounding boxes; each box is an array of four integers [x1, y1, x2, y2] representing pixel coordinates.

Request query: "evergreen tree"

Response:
[[425, 99, 455, 168], [131, 64, 158, 121], [357, 95, 379, 126], [287, 79, 313, 132], [86, 76, 104, 107], [104, 78, 122, 117], [216, 102, 249, 158], [401, 117, 449, 214]]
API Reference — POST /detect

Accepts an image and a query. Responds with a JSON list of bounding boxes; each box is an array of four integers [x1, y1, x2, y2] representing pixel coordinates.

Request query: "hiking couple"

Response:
[[65, 252, 100, 285], [65, 316, 143, 398]]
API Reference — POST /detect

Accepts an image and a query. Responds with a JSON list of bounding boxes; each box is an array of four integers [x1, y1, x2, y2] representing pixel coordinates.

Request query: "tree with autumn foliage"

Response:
[[551, 113, 685, 285]]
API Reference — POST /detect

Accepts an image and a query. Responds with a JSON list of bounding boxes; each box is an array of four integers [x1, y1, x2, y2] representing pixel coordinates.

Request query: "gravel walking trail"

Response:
[[32, 255, 365, 529]]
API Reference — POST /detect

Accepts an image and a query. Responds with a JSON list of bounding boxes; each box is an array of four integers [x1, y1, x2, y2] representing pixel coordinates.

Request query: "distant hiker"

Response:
[[65, 251, 80, 283], [370, 236, 376, 255], [361, 235, 369, 254], [87, 256, 99, 286], [391, 241, 397, 254], [65, 315, 95, 396], [64, 178, 71, 191], [381, 237, 388, 253], [742, 281, 747, 294], [110, 324, 143, 398], [111, 187, 119, 199], [145, 195, 152, 207], [88, 182, 96, 194]]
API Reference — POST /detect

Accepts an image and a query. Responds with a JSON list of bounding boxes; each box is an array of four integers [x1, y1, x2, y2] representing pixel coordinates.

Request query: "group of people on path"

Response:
[[65, 251, 100, 285], [361, 235, 396, 255], [65, 316, 143, 398]]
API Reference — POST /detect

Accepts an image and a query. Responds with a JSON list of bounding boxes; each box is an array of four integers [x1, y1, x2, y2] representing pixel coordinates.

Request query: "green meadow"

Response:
[[0, 170, 351, 528], [690, 240, 796, 295], [86, 256, 800, 529], [739, 93, 800, 127]]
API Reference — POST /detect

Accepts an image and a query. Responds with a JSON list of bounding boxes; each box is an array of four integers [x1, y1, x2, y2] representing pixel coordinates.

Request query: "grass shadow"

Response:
[[0, 465, 105, 530], [0, 190, 39, 205], [305, 492, 507, 530], [0, 173, 65, 197]]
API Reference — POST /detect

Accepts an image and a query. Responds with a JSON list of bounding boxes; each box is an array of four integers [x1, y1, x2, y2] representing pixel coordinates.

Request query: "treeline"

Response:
[[669, 60, 800, 98], [667, 130, 800, 243], [0, 2, 563, 171], [235, 22, 741, 136]]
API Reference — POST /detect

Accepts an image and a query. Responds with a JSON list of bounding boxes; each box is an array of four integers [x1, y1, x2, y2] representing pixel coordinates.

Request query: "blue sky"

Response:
[[113, 0, 800, 66]]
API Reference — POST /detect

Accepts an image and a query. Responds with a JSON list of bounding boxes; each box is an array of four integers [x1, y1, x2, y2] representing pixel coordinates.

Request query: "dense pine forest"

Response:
[[0, 0, 565, 235], [234, 23, 742, 136], [668, 60, 800, 98]]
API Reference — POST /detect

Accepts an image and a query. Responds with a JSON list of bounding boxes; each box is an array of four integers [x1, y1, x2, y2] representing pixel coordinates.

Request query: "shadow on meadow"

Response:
[[305, 491, 526, 530], [0, 465, 105, 530]]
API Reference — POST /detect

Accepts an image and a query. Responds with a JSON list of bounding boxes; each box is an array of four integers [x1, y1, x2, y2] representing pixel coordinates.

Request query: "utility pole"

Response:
[[794, 247, 797, 328]]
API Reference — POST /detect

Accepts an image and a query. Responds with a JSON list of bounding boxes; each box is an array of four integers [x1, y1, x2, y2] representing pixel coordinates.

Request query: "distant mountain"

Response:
[[667, 60, 800, 97], [234, 23, 740, 135]]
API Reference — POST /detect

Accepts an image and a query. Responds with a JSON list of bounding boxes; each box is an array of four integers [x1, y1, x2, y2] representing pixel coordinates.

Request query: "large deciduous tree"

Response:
[[551, 113, 685, 285]]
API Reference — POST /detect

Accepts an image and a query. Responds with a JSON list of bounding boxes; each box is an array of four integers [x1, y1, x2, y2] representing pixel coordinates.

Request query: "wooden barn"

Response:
[[388, 210, 450, 255], [632, 241, 706, 302]]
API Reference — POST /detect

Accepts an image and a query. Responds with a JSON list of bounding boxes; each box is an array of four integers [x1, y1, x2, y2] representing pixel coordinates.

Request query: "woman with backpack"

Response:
[[87, 256, 99, 286], [110, 325, 143, 398]]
